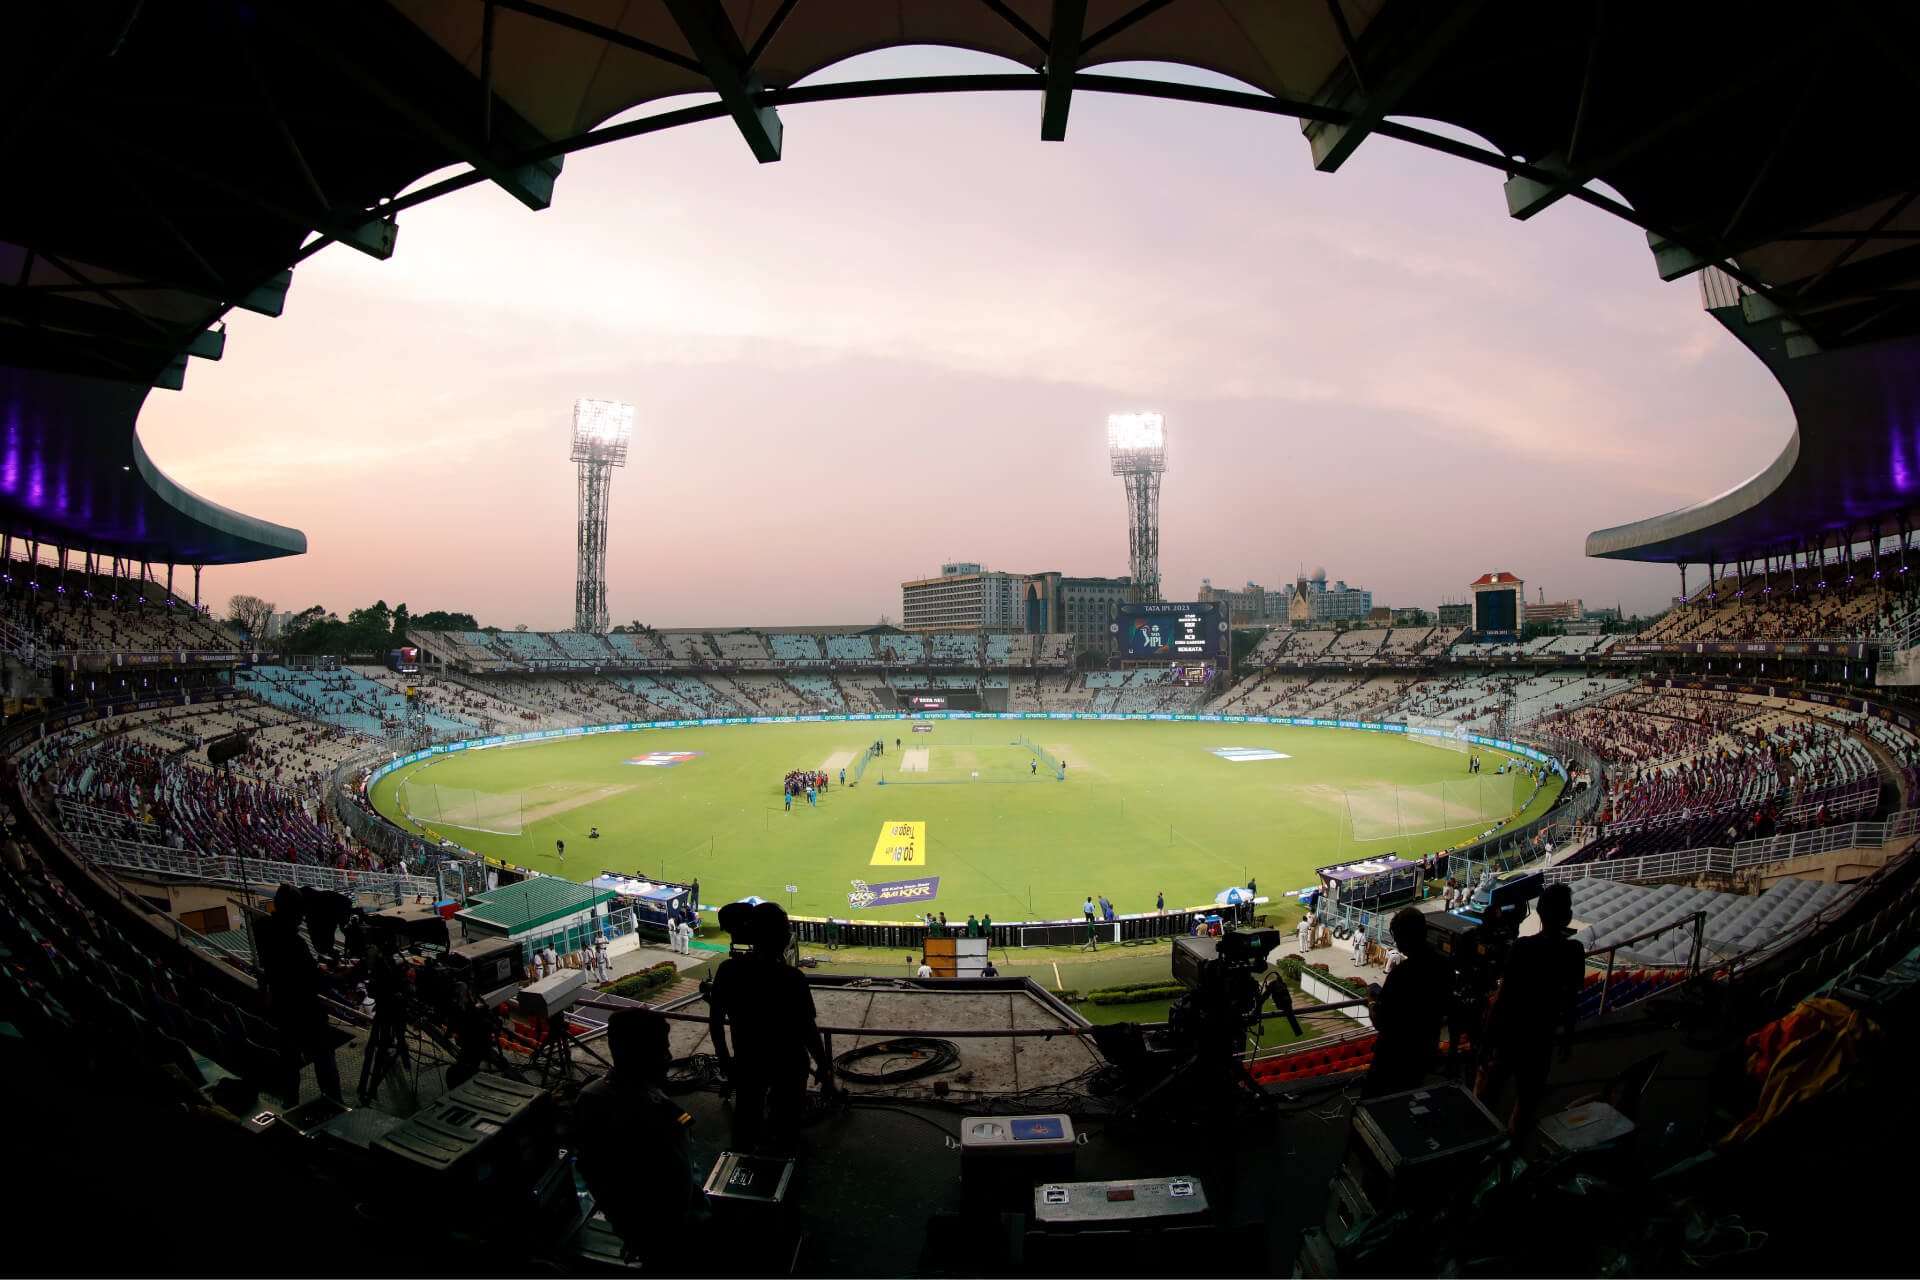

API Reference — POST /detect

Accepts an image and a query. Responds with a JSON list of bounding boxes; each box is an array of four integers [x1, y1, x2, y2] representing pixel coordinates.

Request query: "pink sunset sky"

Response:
[[132, 48, 1793, 630]]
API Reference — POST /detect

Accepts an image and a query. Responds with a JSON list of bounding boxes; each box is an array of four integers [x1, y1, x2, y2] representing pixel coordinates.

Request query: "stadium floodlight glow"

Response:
[[1107, 412, 1167, 605], [570, 398, 634, 464], [570, 397, 633, 635], [1107, 411, 1166, 459]]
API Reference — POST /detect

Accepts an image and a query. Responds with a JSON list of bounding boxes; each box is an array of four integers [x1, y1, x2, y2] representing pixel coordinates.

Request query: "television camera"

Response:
[[1423, 870, 1543, 1067], [1094, 926, 1303, 1119], [344, 903, 525, 1103]]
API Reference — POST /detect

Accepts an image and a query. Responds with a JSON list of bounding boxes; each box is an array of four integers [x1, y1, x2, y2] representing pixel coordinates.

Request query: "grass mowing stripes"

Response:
[[371, 719, 1558, 925]]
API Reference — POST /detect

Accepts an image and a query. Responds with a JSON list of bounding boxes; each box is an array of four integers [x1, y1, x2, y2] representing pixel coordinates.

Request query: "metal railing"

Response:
[[68, 833, 438, 899], [1588, 911, 1707, 1010], [1545, 809, 1920, 885]]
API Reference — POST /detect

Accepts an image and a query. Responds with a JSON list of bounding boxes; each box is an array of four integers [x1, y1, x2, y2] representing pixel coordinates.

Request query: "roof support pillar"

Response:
[[1040, 0, 1088, 141], [664, 0, 783, 162]]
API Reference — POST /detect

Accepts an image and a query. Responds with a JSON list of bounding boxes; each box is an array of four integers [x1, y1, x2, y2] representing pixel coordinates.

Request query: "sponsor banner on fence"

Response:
[[848, 875, 939, 909]]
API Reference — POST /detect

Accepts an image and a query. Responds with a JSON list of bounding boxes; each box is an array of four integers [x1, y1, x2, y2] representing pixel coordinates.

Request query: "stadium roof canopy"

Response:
[[6, 1, 1919, 568]]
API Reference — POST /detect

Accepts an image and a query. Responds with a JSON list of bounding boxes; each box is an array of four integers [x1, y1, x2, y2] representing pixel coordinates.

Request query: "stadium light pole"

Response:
[[570, 398, 634, 635], [1108, 412, 1166, 604]]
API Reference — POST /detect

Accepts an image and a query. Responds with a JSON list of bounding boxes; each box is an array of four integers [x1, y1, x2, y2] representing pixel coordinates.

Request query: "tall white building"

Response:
[[901, 564, 1026, 631]]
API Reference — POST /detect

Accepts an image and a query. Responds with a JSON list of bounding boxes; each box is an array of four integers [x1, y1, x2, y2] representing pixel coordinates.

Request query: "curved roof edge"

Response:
[[1586, 312, 1920, 566], [0, 366, 304, 566], [1586, 430, 1801, 563], [131, 435, 306, 564]]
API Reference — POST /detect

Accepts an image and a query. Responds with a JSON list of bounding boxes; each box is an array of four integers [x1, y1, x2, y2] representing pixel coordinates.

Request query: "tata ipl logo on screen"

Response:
[[1129, 617, 1172, 654]]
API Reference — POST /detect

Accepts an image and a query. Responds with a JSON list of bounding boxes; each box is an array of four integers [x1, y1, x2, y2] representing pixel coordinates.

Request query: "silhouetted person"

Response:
[[1362, 908, 1451, 1098], [708, 902, 833, 1153], [300, 888, 352, 961], [575, 1008, 710, 1266], [257, 883, 343, 1105], [1476, 882, 1585, 1135]]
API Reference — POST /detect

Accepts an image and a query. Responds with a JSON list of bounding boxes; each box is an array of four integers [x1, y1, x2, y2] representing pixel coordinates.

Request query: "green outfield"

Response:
[[369, 719, 1560, 923]]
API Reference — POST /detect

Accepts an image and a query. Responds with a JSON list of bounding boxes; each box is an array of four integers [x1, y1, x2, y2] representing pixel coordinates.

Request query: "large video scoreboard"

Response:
[[1114, 601, 1225, 660]]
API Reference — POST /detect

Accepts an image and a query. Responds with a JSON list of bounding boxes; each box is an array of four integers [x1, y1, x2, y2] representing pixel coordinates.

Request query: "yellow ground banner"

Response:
[[869, 820, 927, 866]]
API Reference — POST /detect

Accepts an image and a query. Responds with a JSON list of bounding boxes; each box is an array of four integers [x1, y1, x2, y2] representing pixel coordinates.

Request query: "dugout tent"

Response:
[[1315, 854, 1424, 916]]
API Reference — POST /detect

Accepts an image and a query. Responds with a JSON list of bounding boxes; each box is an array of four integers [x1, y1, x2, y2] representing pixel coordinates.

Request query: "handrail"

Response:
[[68, 833, 439, 899], [1546, 809, 1920, 885], [1589, 910, 1707, 1012]]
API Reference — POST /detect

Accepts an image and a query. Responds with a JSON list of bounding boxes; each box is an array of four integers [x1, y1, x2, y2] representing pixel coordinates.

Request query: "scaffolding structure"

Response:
[[1108, 412, 1167, 604], [570, 398, 633, 635]]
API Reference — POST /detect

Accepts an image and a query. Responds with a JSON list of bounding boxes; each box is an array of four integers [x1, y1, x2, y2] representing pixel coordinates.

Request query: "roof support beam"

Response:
[[1040, 0, 1088, 141], [0, 282, 222, 360], [1506, 51, 1799, 221], [1301, 0, 1488, 173], [268, 9, 563, 211], [976, 0, 1050, 59], [1079, 0, 1176, 56], [89, 128, 398, 261], [486, 0, 702, 74], [664, 0, 783, 163]]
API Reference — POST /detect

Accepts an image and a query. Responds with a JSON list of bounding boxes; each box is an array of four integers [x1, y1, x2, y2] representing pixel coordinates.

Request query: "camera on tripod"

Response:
[[1425, 870, 1542, 992], [1167, 927, 1290, 1055]]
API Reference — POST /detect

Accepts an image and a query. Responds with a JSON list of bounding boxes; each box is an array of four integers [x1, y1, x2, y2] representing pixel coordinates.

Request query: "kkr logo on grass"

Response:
[[623, 751, 705, 767], [847, 876, 939, 909]]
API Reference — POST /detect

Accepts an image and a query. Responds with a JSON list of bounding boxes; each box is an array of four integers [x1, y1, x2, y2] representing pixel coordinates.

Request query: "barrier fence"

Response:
[[1545, 808, 1920, 886], [67, 833, 440, 900]]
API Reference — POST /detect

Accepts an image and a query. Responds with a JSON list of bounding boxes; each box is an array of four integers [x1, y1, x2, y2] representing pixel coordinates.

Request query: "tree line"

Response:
[[226, 596, 664, 655]]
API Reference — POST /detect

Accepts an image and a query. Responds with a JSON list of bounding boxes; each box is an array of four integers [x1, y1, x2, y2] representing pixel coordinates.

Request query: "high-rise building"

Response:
[[1280, 569, 1373, 623], [900, 565, 1026, 631], [1021, 572, 1133, 635], [1198, 580, 1290, 625], [1525, 598, 1584, 623]]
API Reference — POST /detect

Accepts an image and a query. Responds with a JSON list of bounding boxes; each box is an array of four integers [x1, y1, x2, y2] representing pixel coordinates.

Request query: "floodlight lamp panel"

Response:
[[1107, 411, 1166, 474], [570, 398, 635, 465]]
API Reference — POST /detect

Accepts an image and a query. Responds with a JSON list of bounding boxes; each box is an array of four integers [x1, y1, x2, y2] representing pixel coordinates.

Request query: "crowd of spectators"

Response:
[[21, 724, 395, 875]]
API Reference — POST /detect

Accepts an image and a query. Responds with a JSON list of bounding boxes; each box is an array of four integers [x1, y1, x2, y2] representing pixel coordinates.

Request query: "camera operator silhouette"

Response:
[[1362, 908, 1453, 1098], [258, 884, 343, 1105], [575, 1008, 711, 1266], [1475, 882, 1584, 1134], [707, 900, 834, 1153]]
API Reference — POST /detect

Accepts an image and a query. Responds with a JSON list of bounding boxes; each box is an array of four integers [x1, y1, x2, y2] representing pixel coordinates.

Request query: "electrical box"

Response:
[[960, 1114, 1077, 1212]]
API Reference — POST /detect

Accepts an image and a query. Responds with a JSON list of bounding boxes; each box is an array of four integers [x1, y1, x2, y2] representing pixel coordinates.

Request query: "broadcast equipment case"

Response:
[[1032, 1175, 1208, 1229], [1343, 1083, 1504, 1213]]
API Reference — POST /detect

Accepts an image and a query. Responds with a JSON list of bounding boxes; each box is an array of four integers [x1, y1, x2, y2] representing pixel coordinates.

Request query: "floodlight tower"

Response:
[[1108, 412, 1167, 603], [570, 398, 633, 634]]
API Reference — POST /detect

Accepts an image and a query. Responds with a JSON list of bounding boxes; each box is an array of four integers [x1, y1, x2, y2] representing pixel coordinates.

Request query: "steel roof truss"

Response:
[[271, 9, 563, 212], [1302, 0, 1490, 174], [663, 0, 783, 163]]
